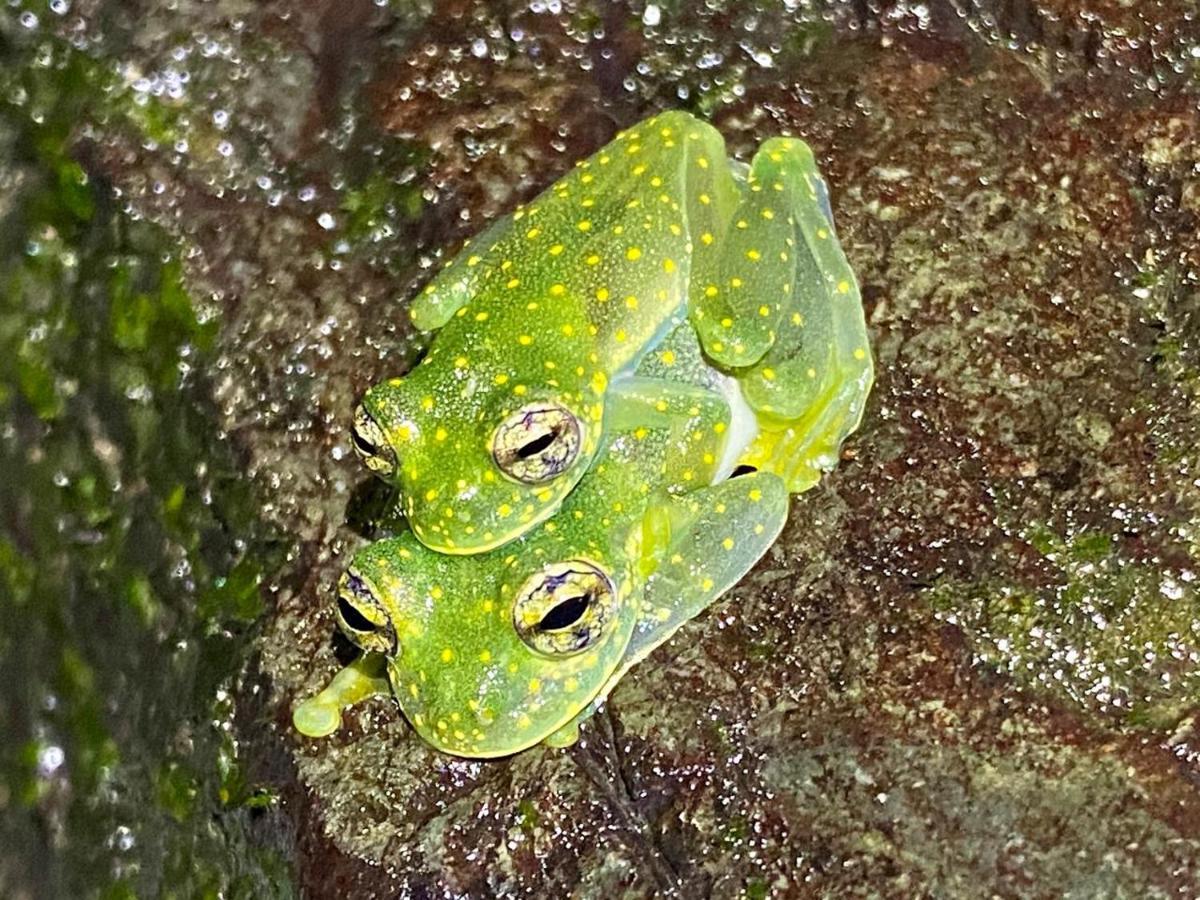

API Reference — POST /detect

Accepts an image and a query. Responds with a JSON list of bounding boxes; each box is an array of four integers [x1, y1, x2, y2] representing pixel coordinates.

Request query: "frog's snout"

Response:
[[335, 569, 399, 657]]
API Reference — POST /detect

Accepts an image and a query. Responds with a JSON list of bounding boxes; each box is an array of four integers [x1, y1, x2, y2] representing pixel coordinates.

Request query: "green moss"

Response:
[[0, 14, 291, 898], [929, 523, 1198, 732]]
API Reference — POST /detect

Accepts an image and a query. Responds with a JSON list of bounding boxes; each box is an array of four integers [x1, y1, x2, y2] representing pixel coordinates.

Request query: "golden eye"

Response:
[[513, 560, 615, 656], [335, 569, 398, 656], [351, 404, 398, 479], [492, 403, 582, 484]]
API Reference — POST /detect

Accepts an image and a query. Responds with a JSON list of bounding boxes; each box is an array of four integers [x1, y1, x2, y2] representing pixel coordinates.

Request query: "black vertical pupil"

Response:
[[538, 592, 590, 631]]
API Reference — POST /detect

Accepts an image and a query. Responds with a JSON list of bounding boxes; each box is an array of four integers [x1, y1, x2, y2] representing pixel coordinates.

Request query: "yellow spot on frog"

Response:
[[440, 648, 454, 663], [626, 247, 642, 261], [549, 243, 564, 256], [435, 427, 448, 441]]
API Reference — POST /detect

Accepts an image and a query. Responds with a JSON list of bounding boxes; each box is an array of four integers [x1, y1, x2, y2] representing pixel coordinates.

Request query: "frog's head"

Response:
[[335, 534, 638, 757], [352, 363, 601, 554]]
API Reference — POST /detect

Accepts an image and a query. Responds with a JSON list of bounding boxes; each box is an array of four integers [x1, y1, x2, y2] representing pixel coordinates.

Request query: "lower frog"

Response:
[[295, 329, 789, 755]]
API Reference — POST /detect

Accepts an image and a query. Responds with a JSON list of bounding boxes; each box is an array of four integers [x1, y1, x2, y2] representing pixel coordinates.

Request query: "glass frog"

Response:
[[350, 110, 871, 555], [296, 332, 790, 756]]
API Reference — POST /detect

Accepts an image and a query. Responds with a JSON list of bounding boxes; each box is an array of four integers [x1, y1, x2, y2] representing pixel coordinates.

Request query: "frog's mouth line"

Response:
[[335, 570, 398, 657]]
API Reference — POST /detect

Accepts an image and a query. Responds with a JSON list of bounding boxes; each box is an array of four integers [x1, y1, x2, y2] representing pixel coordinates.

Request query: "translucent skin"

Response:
[[295, 326, 791, 756], [356, 111, 872, 554], [359, 111, 732, 553]]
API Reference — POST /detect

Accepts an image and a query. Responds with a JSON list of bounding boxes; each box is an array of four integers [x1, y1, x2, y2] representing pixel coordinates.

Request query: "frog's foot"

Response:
[[292, 653, 391, 738], [726, 138, 873, 489], [738, 355, 873, 493]]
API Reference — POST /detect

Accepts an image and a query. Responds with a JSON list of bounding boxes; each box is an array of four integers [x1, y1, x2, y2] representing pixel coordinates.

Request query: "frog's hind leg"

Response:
[[541, 470, 789, 749], [733, 138, 874, 492], [687, 144, 798, 370]]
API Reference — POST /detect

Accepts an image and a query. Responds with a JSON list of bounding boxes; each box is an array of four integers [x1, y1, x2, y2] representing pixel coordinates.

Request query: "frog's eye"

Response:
[[351, 404, 398, 479], [513, 560, 615, 656], [492, 403, 583, 484], [335, 569, 398, 656]]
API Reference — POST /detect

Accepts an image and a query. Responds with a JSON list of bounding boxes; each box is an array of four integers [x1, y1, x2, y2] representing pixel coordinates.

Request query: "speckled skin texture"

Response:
[[355, 111, 870, 554], [298, 321, 791, 756], [16, 0, 1200, 897]]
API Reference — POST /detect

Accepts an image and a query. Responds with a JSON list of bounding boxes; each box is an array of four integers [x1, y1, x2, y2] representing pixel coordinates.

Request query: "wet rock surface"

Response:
[[4, 1, 1200, 897]]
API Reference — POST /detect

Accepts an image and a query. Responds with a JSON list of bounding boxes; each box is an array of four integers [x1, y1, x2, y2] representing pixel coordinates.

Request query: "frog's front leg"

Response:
[[293, 653, 391, 738], [540, 470, 790, 749], [605, 375, 741, 494]]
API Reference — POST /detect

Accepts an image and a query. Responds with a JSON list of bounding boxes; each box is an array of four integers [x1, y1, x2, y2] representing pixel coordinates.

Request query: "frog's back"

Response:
[[411, 112, 740, 380]]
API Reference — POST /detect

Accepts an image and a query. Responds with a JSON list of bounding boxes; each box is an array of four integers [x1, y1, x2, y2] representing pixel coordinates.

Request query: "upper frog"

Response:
[[352, 111, 735, 553], [351, 110, 872, 555]]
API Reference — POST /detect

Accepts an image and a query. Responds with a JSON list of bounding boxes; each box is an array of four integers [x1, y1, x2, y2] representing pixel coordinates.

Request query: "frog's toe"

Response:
[[293, 696, 344, 738]]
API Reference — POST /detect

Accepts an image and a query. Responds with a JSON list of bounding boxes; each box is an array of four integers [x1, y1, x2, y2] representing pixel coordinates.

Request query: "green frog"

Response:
[[295, 332, 790, 755], [349, 110, 871, 555]]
